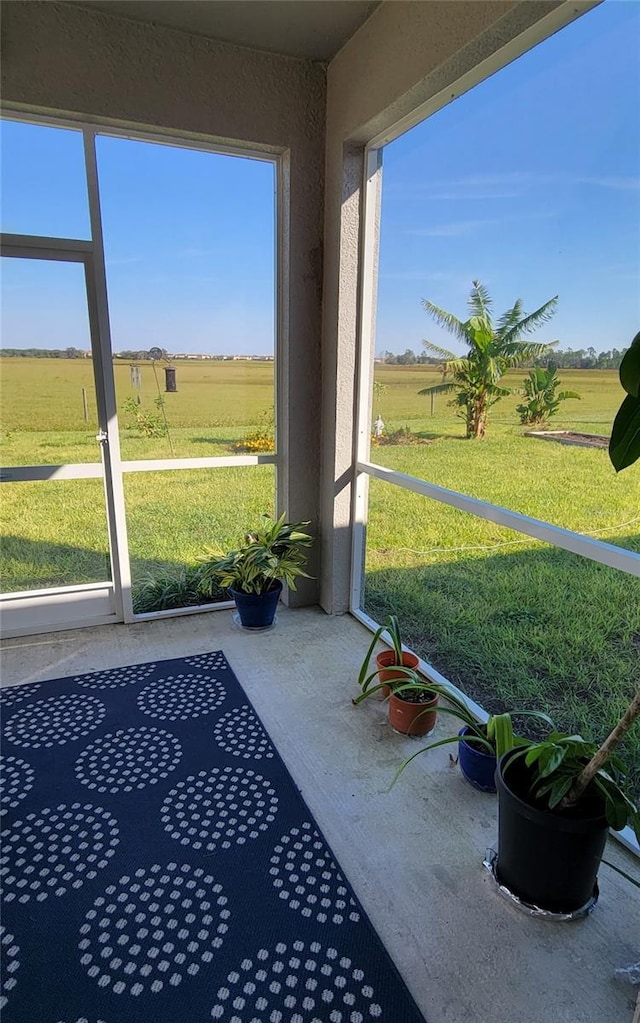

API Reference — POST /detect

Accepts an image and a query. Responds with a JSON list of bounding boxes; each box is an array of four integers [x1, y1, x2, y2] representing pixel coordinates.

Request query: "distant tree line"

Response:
[[0, 348, 171, 360], [379, 345, 628, 369], [380, 350, 442, 365], [0, 347, 89, 358]]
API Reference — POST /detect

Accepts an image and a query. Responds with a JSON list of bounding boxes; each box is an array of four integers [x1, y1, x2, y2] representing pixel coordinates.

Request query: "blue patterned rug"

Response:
[[0, 651, 426, 1023]]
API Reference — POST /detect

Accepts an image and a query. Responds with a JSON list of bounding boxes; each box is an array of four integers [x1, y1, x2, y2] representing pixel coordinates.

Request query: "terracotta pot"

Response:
[[388, 690, 438, 737], [375, 650, 420, 697]]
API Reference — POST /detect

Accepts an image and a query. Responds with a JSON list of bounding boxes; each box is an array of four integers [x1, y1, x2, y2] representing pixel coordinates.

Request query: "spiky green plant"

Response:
[[132, 566, 223, 613], [418, 280, 558, 438]]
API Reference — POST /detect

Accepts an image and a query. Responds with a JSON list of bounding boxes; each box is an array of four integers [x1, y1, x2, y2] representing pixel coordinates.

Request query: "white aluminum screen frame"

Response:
[[0, 110, 282, 632], [349, 5, 639, 855]]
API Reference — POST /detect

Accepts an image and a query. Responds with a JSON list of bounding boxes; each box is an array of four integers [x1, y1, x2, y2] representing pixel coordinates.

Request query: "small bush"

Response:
[[122, 396, 168, 438], [230, 406, 274, 453], [132, 566, 225, 613], [230, 431, 274, 453], [372, 425, 423, 446]]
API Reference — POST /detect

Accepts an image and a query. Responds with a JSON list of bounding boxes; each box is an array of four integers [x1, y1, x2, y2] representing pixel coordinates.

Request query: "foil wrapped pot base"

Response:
[[483, 847, 599, 920]]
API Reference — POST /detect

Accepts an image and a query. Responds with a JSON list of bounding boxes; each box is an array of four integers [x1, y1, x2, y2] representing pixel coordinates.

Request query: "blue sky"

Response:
[[1, 0, 638, 357], [376, 0, 640, 357]]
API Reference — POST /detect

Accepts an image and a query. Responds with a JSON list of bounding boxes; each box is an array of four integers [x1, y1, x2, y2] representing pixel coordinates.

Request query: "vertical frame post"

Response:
[[350, 146, 383, 612], [83, 130, 134, 622]]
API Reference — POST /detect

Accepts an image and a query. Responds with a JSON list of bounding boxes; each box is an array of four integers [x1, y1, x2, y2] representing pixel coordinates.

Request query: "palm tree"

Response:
[[418, 280, 558, 438]]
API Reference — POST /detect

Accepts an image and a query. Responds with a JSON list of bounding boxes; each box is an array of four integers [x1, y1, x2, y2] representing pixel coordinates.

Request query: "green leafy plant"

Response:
[[515, 704, 640, 841], [122, 395, 168, 438], [609, 331, 640, 471], [197, 513, 313, 596], [516, 364, 581, 425], [132, 566, 224, 613], [418, 280, 558, 438]]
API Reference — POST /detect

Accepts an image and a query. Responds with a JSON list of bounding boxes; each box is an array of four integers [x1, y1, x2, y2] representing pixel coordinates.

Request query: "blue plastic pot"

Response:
[[458, 726, 497, 792], [230, 581, 282, 629]]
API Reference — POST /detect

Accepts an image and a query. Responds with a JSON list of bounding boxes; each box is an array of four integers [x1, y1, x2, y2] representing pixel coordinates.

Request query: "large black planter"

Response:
[[495, 751, 608, 913], [229, 581, 282, 629]]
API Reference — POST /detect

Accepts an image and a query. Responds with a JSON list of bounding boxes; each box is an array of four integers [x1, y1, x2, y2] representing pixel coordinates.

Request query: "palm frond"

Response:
[[422, 300, 468, 343], [468, 280, 493, 322], [501, 295, 559, 344], [418, 382, 457, 396], [496, 298, 524, 334], [422, 339, 457, 361], [501, 340, 558, 366]]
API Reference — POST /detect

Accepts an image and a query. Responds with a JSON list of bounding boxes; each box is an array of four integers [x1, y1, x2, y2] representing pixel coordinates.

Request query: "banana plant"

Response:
[[516, 364, 581, 424]]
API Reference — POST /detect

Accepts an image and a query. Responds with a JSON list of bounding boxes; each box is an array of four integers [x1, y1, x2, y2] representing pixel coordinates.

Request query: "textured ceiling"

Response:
[[69, 1, 381, 61]]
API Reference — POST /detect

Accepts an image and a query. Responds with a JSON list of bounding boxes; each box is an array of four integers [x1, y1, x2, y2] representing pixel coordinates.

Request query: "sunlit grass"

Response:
[[363, 480, 640, 800]]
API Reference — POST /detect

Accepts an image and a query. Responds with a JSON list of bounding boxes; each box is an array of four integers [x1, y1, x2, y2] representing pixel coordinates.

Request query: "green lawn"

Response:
[[1, 358, 639, 797]]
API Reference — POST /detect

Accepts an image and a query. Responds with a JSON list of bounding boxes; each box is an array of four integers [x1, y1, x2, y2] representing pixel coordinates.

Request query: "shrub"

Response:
[[132, 566, 225, 613]]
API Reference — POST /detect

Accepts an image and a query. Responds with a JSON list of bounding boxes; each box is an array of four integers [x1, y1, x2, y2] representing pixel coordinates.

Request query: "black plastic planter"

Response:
[[230, 581, 282, 629], [495, 751, 609, 913]]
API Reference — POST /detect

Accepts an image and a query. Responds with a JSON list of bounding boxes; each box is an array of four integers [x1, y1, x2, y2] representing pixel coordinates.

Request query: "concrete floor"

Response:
[[2, 605, 638, 1023]]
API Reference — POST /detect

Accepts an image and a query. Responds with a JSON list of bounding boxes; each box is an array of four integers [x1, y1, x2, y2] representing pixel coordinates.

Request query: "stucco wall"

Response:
[[1, 0, 325, 606], [319, 0, 595, 613]]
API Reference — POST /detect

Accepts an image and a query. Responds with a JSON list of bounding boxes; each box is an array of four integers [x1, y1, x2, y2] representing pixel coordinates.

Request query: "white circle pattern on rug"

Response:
[[209, 940, 383, 1022], [161, 767, 278, 851], [75, 727, 183, 794], [0, 756, 35, 816], [137, 674, 226, 721], [75, 664, 156, 690], [0, 926, 19, 1010], [212, 706, 275, 760], [1, 803, 119, 903], [184, 653, 228, 672], [270, 823, 361, 926], [3, 694, 106, 749], [78, 862, 230, 996], [0, 684, 41, 707]]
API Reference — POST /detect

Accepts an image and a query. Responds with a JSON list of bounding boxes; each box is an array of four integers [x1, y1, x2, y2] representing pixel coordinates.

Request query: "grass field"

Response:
[[2, 357, 639, 797]]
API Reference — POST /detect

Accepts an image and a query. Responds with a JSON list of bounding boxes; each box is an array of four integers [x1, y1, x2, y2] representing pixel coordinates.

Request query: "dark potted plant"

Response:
[[197, 513, 313, 629], [495, 335, 640, 912]]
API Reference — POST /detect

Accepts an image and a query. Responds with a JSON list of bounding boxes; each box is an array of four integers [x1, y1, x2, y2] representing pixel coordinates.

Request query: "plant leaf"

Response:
[[619, 331, 640, 398], [609, 394, 640, 472]]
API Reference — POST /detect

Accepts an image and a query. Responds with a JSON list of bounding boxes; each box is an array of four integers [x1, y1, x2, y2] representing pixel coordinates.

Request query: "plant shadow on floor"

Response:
[[364, 536, 640, 802], [0, 535, 225, 612]]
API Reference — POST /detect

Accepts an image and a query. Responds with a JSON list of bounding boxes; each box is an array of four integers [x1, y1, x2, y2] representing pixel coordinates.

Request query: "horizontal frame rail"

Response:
[[121, 455, 277, 473], [358, 460, 640, 578]]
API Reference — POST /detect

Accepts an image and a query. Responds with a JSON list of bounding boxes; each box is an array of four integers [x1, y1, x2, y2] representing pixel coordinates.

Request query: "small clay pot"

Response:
[[388, 689, 438, 737], [375, 650, 420, 697]]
